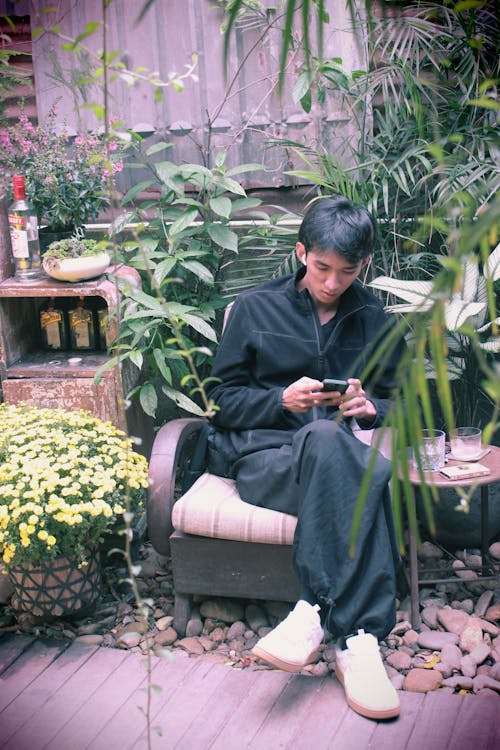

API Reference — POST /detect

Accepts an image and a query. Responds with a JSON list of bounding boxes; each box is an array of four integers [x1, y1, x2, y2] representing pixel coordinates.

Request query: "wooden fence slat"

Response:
[[0, 634, 36, 676], [0, 641, 97, 749], [3, 645, 128, 750], [0, 639, 66, 714]]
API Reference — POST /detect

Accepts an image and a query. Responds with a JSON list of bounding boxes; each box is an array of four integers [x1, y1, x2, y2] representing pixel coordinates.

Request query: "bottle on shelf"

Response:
[[68, 296, 96, 350], [7, 175, 43, 281], [39, 297, 68, 350], [86, 296, 109, 350]]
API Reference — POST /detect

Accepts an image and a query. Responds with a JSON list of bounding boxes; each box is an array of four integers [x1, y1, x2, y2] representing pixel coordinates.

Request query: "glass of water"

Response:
[[413, 429, 446, 472]]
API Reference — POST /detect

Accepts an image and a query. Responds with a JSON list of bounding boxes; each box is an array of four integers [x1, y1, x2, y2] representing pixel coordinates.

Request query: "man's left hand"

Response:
[[339, 379, 377, 421]]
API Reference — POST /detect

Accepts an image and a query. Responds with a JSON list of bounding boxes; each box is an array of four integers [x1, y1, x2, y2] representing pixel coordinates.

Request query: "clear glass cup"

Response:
[[450, 427, 482, 461], [413, 429, 446, 471]]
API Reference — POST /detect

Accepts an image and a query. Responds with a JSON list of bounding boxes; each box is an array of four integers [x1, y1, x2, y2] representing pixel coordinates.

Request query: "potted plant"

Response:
[[0, 404, 149, 618], [0, 107, 123, 248], [42, 237, 111, 282]]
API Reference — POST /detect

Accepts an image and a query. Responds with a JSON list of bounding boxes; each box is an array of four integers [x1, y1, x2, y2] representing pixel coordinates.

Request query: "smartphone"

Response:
[[322, 378, 348, 394]]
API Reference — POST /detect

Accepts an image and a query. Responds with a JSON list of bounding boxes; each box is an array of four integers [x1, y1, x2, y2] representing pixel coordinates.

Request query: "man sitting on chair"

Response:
[[205, 195, 407, 721]]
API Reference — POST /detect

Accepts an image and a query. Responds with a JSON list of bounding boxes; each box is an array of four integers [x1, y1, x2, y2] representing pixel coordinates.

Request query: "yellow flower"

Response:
[[38, 530, 49, 541]]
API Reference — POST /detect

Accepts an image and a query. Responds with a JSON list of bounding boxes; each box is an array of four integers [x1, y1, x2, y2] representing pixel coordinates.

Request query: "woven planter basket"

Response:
[[8, 548, 101, 619]]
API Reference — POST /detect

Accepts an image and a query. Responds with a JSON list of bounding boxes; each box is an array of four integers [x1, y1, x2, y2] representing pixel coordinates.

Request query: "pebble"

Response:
[[417, 631, 459, 650], [404, 668, 443, 693], [1, 541, 499, 701]]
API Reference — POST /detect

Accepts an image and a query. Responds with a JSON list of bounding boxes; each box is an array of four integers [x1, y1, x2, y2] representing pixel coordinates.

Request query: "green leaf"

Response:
[[129, 350, 143, 370], [180, 260, 214, 285], [215, 176, 247, 196], [209, 196, 232, 219], [139, 383, 158, 417], [122, 181, 155, 204], [161, 386, 206, 416], [183, 314, 218, 343], [146, 141, 173, 156], [154, 257, 177, 285], [292, 71, 312, 104], [226, 163, 265, 177], [153, 348, 172, 384], [169, 208, 199, 235], [207, 224, 238, 252]]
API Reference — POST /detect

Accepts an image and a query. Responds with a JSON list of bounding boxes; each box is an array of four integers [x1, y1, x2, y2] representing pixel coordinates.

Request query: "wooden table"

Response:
[[405, 445, 500, 629]]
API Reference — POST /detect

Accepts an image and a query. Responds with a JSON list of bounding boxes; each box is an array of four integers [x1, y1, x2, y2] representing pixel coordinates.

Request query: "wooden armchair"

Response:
[[147, 416, 391, 636]]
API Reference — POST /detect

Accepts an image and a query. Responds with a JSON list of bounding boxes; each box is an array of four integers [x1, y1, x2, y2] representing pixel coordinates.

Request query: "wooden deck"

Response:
[[0, 633, 499, 749]]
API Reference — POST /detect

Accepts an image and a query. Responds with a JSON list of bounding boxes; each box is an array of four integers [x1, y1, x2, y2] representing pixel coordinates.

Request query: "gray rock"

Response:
[[472, 675, 500, 693], [386, 650, 412, 671], [227, 621, 247, 640], [74, 633, 105, 646], [455, 598, 474, 615], [154, 627, 178, 647], [469, 642, 491, 666], [417, 631, 459, 650], [403, 668, 443, 693], [156, 615, 174, 631], [177, 637, 205, 655], [442, 675, 474, 690], [245, 603, 269, 632], [475, 590, 494, 618], [439, 643, 462, 672], [459, 617, 484, 652], [489, 542, 500, 560], [200, 598, 245, 623], [421, 606, 440, 629], [116, 631, 142, 649], [460, 654, 477, 678], [437, 606, 470, 635], [185, 617, 203, 637], [418, 541, 443, 560]]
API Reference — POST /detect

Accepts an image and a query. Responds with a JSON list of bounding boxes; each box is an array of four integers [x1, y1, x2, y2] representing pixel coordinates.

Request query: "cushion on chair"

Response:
[[172, 472, 297, 545]]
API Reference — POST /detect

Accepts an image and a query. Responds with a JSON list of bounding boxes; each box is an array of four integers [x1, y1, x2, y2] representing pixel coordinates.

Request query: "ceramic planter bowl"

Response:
[[42, 252, 110, 282]]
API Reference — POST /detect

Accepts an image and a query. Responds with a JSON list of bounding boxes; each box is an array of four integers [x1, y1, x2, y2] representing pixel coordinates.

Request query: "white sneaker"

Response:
[[252, 600, 324, 673], [335, 629, 400, 720]]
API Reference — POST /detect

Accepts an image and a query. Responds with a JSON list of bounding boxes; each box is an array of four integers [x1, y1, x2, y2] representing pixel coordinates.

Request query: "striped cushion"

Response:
[[172, 472, 297, 545]]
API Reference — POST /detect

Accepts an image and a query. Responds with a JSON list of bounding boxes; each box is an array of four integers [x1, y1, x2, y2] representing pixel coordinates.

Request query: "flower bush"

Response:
[[0, 107, 123, 231], [0, 404, 149, 568]]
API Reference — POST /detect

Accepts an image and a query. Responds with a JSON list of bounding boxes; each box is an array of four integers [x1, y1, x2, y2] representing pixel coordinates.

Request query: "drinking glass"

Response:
[[450, 427, 482, 461], [413, 429, 446, 471]]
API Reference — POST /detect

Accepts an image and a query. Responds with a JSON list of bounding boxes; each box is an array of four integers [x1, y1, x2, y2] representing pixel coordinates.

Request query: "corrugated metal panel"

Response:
[[0, 0, 366, 192]]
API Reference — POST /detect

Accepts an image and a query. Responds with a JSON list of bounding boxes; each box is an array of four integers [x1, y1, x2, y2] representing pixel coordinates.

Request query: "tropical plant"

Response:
[[369, 245, 500, 428], [0, 404, 149, 568], [106, 139, 287, 418]]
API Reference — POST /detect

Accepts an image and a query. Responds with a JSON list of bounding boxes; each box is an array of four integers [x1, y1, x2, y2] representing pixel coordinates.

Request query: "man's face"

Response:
[[296, 244, 370, 310]]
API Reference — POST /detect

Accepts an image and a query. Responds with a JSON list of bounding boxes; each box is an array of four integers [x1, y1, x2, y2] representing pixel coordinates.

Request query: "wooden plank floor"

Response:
[[0, 634, 499, 749]]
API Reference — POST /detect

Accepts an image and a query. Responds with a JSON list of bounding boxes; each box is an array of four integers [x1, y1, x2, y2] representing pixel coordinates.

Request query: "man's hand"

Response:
[[282, 376, 377, 421], [339, 378, 377, 421], [282, 376, 348, 413]]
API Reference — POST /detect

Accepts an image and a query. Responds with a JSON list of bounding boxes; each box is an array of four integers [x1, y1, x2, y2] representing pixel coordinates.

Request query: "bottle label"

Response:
[[41, 311, 63, 349], [8, 213, 29, 258], [70, 310, 92, 348]]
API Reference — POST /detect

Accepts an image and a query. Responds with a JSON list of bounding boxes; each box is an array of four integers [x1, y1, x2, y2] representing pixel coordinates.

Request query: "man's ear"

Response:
[[296, 242, 307, 265], [361, 255, 372, 269]]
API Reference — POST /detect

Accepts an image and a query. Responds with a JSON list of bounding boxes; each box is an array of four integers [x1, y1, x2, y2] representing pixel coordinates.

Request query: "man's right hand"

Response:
[[282, 377, 343, 413]]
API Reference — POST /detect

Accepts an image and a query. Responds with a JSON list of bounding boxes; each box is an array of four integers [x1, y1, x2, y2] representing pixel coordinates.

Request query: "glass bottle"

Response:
[[39, 297, 68, 350], [68, 296, 96, 350], [7, 175, 42, 280]]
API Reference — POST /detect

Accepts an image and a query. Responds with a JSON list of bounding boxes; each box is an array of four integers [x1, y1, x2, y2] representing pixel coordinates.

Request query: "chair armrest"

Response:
[[147, 418, 207, 555]]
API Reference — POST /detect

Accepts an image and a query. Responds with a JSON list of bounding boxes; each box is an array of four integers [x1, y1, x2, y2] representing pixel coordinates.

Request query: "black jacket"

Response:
[[207, 269, 406, 468]]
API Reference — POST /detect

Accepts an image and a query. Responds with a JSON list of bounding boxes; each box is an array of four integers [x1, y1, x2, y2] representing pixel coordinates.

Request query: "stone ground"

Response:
[[1, 540, 499, 701]]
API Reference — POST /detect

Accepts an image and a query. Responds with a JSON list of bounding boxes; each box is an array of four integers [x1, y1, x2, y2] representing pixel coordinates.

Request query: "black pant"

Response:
[[232, 419, 398, 641]]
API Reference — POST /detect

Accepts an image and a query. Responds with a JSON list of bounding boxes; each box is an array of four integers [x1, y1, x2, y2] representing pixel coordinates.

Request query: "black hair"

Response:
[[298, 195, 377, 263]]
